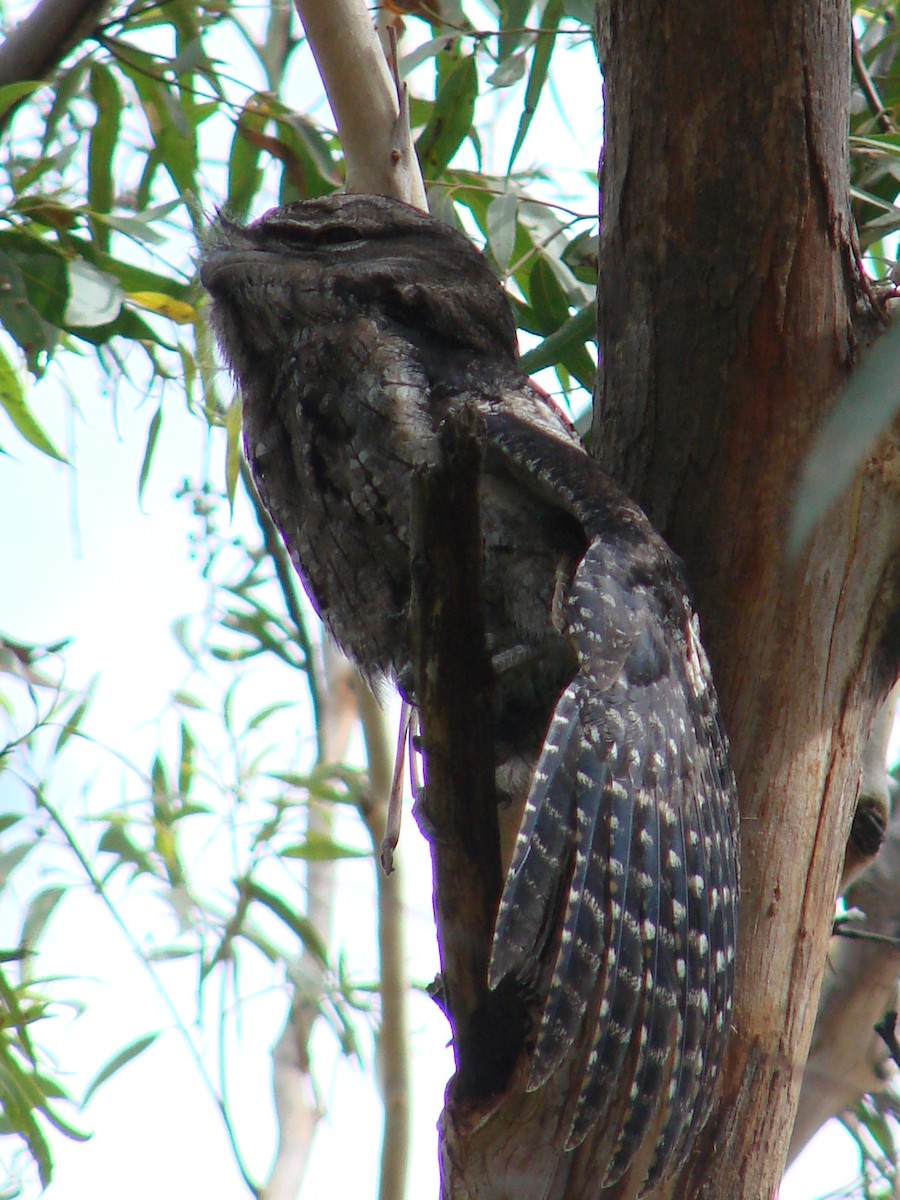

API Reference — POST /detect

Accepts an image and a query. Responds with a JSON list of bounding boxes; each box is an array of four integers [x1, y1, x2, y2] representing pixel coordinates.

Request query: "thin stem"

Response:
[[852, 30, 897, 134]]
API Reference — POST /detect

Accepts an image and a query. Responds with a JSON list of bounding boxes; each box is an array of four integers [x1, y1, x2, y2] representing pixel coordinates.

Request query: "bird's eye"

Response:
[[318, 225, 359, 246]]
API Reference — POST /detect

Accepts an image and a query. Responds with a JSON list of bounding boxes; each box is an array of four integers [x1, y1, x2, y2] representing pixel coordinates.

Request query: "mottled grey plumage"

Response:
[[200, 193, 738, 1192]]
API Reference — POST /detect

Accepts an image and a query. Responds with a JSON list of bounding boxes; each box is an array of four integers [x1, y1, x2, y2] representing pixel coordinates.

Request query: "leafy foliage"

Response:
[[851, 2, 900, 260], [0, 640, 92, 1190]]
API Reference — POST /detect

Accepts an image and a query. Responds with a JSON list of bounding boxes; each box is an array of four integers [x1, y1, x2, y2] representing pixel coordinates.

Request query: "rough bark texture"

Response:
[[593, 3, 900, 1197]]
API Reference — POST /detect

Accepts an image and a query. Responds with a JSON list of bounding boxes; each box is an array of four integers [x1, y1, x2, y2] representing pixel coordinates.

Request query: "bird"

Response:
[[199, 192, 739, 1193]]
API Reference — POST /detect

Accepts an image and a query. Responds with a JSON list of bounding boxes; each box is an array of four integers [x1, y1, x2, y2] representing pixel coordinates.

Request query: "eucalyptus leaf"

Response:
[[417, 51, 478, 179], [789, 322, 900, 555], [83, 1034, 159, 1104], [486, 191, 518, 274], [488, 54, 528, 88], [64, 261, 124, 328], [0, 80, 44, 123], [507, 0, 564, 172], [0, 343, 67, 462]]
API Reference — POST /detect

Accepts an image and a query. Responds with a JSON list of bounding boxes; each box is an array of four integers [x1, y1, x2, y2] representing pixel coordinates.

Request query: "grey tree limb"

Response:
[[292, 0, 426, 208], [0, 0, 110, 129], [262, 642, 359, 1200], [358, 683, 411, 1200]]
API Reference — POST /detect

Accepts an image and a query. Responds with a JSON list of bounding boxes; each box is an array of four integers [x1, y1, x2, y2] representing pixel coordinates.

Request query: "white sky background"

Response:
[[0, 3, 887, 1198]]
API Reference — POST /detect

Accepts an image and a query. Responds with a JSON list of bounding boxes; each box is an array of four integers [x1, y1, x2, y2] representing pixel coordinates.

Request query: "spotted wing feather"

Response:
[[486, 413, 738, 1185]]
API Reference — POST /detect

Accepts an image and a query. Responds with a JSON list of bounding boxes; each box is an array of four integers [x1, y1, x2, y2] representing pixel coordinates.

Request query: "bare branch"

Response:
[[0, 0, 111, 130], [357, 683, 411, 1200], [261, 643, 358, 1200], [292, 0, 426, 207], [852, 29, 897, 135]]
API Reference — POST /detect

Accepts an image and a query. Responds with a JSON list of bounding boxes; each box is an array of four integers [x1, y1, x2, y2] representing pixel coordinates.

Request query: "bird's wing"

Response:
[[485, 410, 738, 1186]]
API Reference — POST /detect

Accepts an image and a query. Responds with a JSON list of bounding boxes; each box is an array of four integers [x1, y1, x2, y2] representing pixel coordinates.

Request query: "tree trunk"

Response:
[[594, 3, 900, 1197]]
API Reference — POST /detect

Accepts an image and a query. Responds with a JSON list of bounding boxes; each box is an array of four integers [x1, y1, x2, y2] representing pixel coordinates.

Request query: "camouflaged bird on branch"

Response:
[[200, 192, 739, 1196]]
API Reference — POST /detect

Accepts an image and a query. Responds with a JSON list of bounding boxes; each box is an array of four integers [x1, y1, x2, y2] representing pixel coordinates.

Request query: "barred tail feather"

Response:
[[488, 686, 582, 989], [526, 694, 613, 1087]]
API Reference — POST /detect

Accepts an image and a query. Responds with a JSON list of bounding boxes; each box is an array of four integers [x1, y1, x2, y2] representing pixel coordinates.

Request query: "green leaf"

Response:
[[119, 62, 198, 206], [266, 763, 364, 804], [0, 1057, 54, 1187], [42, 59, 90, 153], [177, 720, 194, 799], [227, 97, 267, 221], [68, 305, 162, 350], [0, 960, 36, 1043], [0, 243, 65, 374], [529, 254, 572, 327], [55, 681, 95, 753], [0, 843, 35, 886], [497, 0, 533, 62], [789, 321, 900, 555], [270, 110, 340, 202], [282, 834, 370, 862], [562, 0, 593, 22], [519, 302, 595, 376], [97, 823, 153, 879], [0, 80, 44, 123], [486, 191, 518, 274], [83, 1033, 159, 1105], [225, 393, 242, 514], [487, 53, 527, 88], [90, 212, 167, 247], [416, 50, 478, 179], [0, 343, 67, 462], [138, 404, 163, 504], [170, 36, 205, 80], [20, 887, 66, 953], [507, 0, 564, 173], [246, 701, 292, 731], [88, 63, 122, 253], [95, 253, 191, 301], [244, 880, 328, 964], [151, 753, 170, 808]]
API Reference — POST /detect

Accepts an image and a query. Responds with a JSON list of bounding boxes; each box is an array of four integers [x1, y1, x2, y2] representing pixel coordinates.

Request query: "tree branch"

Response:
[[0, 0, 111, 130], [357, 683, 411, 1200], [261, 642, 358, 1200], [292, 0, 425, 207], [852, 29, 897, 135]]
